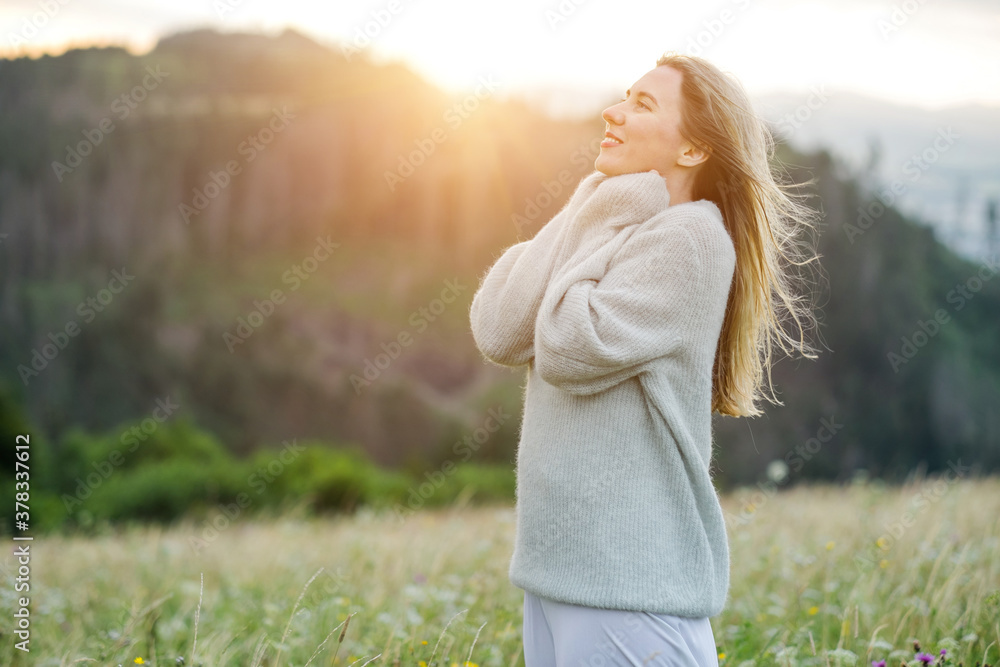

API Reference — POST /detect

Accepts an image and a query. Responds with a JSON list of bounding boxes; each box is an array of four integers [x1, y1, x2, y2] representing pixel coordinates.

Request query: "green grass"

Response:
[[2, 477, 998, 666]]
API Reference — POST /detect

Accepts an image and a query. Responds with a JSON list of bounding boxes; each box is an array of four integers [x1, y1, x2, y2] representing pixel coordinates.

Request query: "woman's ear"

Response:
[[677, 143, 710, 168]]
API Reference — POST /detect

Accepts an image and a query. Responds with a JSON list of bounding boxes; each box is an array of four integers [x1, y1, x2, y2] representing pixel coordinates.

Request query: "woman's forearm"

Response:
[[469, 206, 579, 367]]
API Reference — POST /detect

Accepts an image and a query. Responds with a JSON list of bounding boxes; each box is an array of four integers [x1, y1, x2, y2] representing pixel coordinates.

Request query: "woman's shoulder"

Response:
[[640, 199, 732, 251]]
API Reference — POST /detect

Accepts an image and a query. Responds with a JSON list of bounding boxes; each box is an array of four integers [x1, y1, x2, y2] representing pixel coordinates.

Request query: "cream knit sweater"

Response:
[[469, 169, 736, 617]]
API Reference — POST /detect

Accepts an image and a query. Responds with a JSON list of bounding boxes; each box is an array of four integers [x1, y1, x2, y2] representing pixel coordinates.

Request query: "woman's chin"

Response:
[[595, 158, 625, 177]]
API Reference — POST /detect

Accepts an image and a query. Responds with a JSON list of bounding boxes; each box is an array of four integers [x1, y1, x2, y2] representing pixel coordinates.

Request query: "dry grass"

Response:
[[2, 476, 998, 666]]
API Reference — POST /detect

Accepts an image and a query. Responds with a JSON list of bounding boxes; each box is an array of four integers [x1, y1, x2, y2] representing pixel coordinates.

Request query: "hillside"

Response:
[[0, 28, 997, 485]]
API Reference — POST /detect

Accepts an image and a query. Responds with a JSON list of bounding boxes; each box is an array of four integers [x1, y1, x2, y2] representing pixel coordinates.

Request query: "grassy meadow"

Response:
[[2, 476, 999, 666]]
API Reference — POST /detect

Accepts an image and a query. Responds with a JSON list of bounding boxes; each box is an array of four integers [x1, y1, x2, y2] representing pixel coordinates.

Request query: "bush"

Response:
[[57, 415, 230, 483], [30, 409, 515, 533], [448, 462, 516, 503], [246, 442, 413, 513], [71, 458, 251, 525]]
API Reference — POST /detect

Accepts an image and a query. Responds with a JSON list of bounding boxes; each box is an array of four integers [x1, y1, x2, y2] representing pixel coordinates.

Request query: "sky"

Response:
[[1, 0, 999, 115]]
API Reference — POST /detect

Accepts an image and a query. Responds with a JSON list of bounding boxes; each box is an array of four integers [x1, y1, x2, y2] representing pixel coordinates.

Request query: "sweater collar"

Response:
[[572, 169, 673, 229]]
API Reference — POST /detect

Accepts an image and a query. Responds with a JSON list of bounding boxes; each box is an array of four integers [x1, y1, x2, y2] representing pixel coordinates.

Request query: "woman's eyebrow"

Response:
[[624, 89, 658, 107]]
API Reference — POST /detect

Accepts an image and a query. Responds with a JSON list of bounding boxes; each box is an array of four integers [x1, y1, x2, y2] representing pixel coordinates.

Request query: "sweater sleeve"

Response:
[[468, 204, 581, 367], [534, 215, 733, 395]]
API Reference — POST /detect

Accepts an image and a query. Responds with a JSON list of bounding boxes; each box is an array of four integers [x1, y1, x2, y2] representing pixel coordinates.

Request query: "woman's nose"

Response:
[[602, 104, 624, 126]]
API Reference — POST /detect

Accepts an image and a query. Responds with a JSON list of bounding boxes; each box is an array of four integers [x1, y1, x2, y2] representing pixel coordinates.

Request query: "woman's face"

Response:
[[595, 65, 701, 178]]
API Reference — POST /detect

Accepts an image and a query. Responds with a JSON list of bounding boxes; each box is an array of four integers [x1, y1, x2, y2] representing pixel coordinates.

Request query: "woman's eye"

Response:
[[619, 96, 649, 110]]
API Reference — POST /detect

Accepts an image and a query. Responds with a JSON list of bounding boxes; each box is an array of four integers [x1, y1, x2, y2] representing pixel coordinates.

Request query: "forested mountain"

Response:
[[1, 28, 997, 488]]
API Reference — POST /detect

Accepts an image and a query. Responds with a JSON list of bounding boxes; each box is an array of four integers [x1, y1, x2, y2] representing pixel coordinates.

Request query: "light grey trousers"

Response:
[[522, 590, 721, 667]]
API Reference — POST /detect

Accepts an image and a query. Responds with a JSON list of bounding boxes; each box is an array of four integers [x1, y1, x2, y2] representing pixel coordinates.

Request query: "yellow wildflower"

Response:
[[808, 606, 819, 615]]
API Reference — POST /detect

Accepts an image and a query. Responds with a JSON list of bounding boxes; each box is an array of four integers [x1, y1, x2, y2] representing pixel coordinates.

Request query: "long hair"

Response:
[[655, 52, 823, 417]]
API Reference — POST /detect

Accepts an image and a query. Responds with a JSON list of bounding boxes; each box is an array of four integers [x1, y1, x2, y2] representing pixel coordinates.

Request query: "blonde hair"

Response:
[[655, 52, 823, 417]]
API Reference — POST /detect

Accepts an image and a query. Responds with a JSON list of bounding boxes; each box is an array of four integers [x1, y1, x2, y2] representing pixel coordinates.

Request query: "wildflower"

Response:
[[719, 653, 726, 660], [915, 652, 934, 664], [940, 649, 947, 657], [808, 606, 819, 615], [872, 661, 886, 667], [826, 541, 835, 550], [135, 660, 145, 665], [879, 559, 889, 569], [421, 640, 429, 645]]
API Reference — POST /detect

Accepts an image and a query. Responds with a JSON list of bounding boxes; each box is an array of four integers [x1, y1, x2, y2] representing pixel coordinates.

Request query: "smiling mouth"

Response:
[[602, 132, 624, 147]]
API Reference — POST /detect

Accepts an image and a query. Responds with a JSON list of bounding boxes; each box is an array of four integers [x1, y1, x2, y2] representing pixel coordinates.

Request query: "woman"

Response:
[[469, 52, 820, 666]]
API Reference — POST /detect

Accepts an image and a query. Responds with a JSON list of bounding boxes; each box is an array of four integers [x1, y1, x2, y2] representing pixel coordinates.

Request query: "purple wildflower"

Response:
[[872, 661, 886, 667], [915, 653, 935, 664]]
